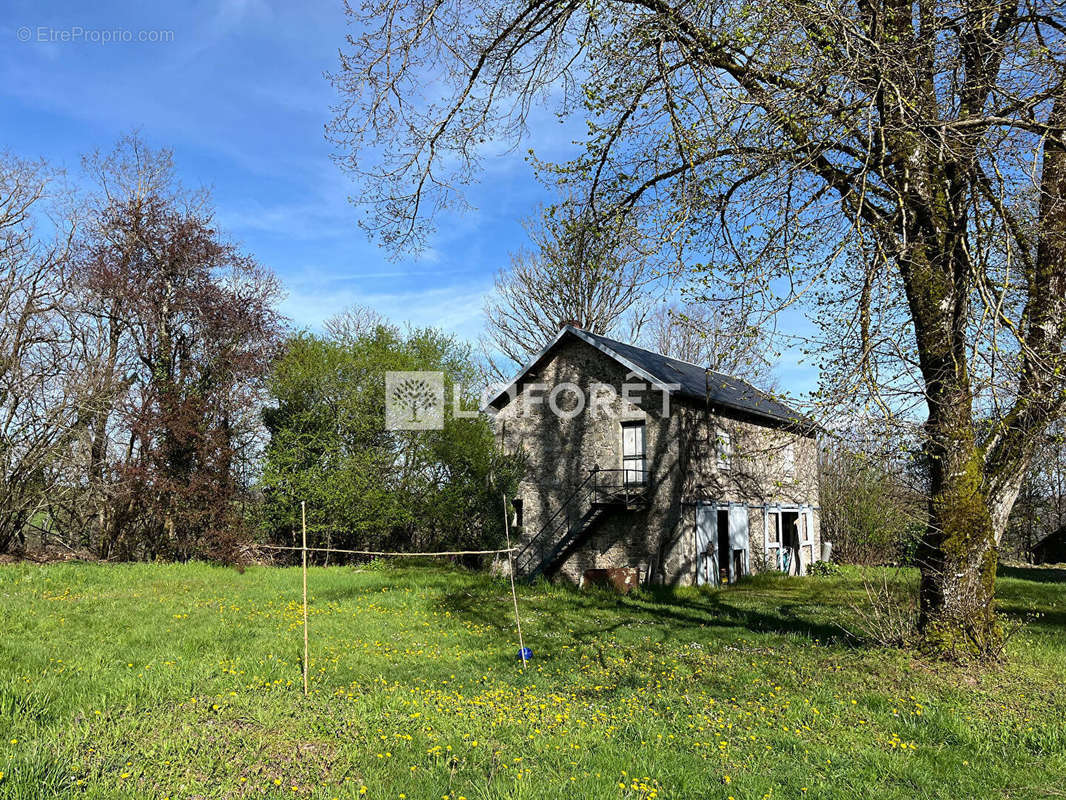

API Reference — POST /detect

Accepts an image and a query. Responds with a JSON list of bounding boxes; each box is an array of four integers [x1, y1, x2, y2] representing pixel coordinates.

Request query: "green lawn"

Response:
[[0, 561, 1063, 799]]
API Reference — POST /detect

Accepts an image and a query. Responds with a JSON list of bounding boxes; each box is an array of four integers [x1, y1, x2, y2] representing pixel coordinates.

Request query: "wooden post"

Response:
[[301, 500, 309, 697], [503, 494, 527, 670]]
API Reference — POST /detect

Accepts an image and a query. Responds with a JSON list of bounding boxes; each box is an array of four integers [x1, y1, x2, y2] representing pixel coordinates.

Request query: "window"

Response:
[[783, 443, 795, 476], [715, 429, 732, 471], [511, 498, 523, 529], [621, 421, 646, 486]]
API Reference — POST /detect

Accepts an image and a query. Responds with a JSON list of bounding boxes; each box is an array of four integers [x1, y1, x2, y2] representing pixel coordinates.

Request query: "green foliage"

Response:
[[807, 559, 843, 577], [0, 562, 1064, 798], [820, 446, 922, 566], [260, 324, 522, 554]]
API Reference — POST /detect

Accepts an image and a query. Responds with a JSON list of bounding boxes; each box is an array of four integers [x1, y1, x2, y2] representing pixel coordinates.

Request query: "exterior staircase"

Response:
[[516, 467, 647, 579]]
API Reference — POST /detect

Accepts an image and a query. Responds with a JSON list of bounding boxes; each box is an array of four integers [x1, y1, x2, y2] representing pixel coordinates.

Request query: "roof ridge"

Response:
[[582, 329, 758, 388], [485, 324, 814, 433]]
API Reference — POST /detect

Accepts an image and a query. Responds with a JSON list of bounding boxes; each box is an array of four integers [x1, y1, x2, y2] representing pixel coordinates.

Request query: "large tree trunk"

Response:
[[912, 91, 1066, 657], [872, 0, 1002, 655], [917, 391, 1001, 657], [893, 169, 1005, 655]]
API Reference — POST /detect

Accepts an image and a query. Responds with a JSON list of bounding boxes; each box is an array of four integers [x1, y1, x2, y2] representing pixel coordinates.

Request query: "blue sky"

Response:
[[0, 0, 819, 395]]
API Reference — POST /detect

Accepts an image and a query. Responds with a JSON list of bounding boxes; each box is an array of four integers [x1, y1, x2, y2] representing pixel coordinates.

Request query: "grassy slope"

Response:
[[0, 561, 1063, 799]]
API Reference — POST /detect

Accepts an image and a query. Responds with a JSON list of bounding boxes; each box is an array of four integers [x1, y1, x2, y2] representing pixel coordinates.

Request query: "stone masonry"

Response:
[[491, 332, 821, 586]]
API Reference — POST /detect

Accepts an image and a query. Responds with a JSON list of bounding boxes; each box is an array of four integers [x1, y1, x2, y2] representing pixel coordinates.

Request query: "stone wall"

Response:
[[673, 406, 822, 575], [493, 334, 820, 585]]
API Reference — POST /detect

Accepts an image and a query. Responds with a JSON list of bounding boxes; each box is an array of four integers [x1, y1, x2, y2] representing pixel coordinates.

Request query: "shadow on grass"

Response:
[[307, 561, 484, 604], [999, 565, 1066, 584], [435, 575, 859, 650], [995, 603, 1066, 632], [993, 566, 1066, 632]]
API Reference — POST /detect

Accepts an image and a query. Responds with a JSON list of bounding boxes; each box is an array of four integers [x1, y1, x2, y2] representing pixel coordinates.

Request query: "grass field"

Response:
[[0, 561, 1063, 799]]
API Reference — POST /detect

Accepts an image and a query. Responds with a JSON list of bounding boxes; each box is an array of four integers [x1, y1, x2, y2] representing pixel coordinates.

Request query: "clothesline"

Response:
[[258, 544, 518, 557], [287, 499, 527, 697]]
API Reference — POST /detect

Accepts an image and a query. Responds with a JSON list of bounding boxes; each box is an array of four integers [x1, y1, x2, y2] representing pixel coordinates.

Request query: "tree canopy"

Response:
[[261, 324, 522, 556], [330, 0, 1066, 656]]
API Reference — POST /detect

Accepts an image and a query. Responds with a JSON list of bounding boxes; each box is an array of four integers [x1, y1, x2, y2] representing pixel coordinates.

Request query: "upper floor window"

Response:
[[621, 420, 646, 486], [716, 429, 732, 471]]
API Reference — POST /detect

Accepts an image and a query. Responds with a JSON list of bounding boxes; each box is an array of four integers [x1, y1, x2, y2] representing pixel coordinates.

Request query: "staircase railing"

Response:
[[589, 467, 646, 507], [515, 467, 647, 577], [515, 469, 596, 575]]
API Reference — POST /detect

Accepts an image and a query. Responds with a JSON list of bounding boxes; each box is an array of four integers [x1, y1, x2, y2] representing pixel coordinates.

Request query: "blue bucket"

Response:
[[517, 647, 533, 662]]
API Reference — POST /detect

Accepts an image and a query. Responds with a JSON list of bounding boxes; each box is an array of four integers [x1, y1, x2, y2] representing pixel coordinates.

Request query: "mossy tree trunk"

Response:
[[908, 93, 1066, 656], [917, 393, 1001, 656], [900, 239, 1006, 656]]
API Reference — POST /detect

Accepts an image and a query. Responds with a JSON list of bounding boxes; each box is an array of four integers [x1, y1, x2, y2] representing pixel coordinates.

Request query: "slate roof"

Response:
[[487, 325, 815, 433]]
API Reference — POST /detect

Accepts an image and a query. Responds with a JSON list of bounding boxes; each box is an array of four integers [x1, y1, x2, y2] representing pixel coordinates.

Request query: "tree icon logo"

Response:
[[385, 371, 445, 429], [392, 377, 438, 422]]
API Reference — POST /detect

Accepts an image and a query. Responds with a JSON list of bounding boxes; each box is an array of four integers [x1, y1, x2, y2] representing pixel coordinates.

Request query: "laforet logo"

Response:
[[385, 371, 444, 430]]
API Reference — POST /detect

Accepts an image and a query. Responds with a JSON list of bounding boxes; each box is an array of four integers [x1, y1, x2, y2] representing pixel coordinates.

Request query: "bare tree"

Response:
[[70, 136, 284, 561], [640, 301, 777, 390], [57, 137, 188, 553], [325, 303, 387, 344], [0, 153, 77, 553], [482, 206, 660, 375], [0, 137, 285, 562], [330, 0, 1066, 656]]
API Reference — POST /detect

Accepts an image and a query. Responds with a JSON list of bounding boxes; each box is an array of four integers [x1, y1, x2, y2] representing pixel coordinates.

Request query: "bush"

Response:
[[807, 560, 842, 577], [260, 325, 524, 556], [819, 445, 924, 565], [846, 568, 919, 647]]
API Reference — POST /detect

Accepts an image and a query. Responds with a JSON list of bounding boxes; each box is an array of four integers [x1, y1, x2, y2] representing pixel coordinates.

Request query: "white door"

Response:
[[695, 503, 717, 586], [800, 507, 816, 571], [728, 505, 750, 578], [765, 510, 784, 571]]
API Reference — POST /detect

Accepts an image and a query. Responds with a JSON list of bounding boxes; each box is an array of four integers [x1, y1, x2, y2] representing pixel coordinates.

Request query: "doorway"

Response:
[[781, 510, 800, 575], [716, 509, 730, 583], [732, 549, 745, 581], [696, 502, 750, 585]]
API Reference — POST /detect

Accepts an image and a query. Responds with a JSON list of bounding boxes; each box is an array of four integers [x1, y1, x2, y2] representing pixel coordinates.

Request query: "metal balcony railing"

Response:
[[515, 466, 648, 578]]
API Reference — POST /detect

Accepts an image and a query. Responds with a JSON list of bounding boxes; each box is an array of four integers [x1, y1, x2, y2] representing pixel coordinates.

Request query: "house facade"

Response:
[[487, 325, 822, 586]]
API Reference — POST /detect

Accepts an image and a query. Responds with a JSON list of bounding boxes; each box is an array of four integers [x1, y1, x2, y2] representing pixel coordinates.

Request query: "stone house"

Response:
[[486, 324, 822, 586]]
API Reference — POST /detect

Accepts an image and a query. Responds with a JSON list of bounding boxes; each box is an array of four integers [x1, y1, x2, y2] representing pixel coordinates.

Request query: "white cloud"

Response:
[[280, 269, 492, 343]]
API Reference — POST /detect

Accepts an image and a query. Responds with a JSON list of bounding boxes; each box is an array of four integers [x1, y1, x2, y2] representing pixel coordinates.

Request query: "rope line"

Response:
[[280, 502, 528, 687], [259, 544, 518, 557], [502, 493, 527, 670]]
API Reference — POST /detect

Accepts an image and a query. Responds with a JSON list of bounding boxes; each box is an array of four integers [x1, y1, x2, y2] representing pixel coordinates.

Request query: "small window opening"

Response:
[[716, 429, 732, 471]]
